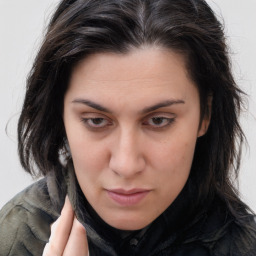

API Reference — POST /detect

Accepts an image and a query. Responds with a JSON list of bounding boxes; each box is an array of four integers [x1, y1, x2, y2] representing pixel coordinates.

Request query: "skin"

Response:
[[44, 47, 210, 254], [43, 197, 88, 256]]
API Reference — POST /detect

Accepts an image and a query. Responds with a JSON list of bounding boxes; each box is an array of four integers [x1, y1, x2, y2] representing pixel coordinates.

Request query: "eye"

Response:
[[143, 116, 175, 128], [81, 117, 112, 129]]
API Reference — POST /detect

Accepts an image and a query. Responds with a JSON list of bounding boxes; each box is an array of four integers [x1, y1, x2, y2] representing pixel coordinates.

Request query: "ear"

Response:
[[197, 95, 212, 137]]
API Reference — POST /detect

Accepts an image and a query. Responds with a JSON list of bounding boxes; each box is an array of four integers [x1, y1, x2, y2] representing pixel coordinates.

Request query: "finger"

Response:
[[43, 196, 74, 256], [63, 217, 89, 256]]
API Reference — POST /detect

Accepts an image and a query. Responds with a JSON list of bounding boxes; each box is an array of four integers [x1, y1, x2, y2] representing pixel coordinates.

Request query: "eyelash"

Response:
[[80, 117, 112, 129], [80, 115, 175, 131], [142, 116, 175, 129]]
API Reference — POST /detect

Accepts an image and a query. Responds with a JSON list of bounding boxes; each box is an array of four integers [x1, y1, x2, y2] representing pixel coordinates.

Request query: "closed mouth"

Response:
[[106, 188, 151, 206]]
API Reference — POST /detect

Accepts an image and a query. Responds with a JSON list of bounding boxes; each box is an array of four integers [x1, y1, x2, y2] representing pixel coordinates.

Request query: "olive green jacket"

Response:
[[0, 178, 54, 255], [1, 165, 256, 256]]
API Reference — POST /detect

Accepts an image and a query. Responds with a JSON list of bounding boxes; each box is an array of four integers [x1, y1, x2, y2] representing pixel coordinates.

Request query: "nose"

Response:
[[109, 129, 146, 178]]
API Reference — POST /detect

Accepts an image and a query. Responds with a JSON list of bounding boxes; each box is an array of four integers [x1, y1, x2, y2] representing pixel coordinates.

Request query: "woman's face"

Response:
[[63, 47, 209, 230]]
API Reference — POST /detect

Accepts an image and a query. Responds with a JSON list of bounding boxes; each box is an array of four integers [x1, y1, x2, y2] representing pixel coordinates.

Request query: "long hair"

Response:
[[18, 0, 250, 218]]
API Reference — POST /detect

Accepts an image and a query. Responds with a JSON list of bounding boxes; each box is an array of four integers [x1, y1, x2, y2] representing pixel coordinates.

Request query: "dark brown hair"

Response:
[[18, 0, 250, 217]]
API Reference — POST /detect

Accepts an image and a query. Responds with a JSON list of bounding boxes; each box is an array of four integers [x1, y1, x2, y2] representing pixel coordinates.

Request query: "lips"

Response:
[[106, 188, 150, 206]]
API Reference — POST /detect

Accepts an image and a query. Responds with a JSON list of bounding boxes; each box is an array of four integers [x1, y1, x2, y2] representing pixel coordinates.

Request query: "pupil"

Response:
[[93, 118, 103, 124], [153, 117, 163, 125]]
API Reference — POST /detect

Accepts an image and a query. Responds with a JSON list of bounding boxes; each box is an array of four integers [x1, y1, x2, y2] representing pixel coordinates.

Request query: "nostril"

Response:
[[109, 154, 145, 178]]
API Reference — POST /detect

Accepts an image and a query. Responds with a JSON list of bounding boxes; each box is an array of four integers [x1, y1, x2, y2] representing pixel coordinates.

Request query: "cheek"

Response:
[[70, 139, 108, 171], [152, 136, 197, 169], [153, 140, 196, 202], [65, 120, 107, 168], [69, 139, 107, 194], [148, 134, 197, 196]]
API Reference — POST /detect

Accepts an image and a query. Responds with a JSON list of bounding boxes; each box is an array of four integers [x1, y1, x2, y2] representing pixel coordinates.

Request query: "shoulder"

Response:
[[195, 198, 256, 256], [211, 215, 256, 256], [166, 197, 256, 256], [0, 178, 57, 256]]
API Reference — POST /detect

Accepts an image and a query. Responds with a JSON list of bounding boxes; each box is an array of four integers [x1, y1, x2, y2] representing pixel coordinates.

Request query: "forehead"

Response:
[[71, 47, 189, 82], [66, 47, 199, 109]]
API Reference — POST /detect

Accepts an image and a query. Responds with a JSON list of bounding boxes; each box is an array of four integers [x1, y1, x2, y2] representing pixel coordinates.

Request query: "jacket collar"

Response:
[[63, 163, 200, 255]]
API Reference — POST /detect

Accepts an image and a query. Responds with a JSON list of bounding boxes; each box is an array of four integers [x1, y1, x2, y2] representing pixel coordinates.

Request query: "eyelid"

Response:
[[143, 112, 176, 120], [80, 112, 113, 130], [80, 111, 112, 120], [79, 112, 176, 131], [142, 112, 176, 128], [80, 118, 113, 131]]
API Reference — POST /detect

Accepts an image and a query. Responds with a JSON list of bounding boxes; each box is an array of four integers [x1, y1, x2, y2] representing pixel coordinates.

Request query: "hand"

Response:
[[43, 196, 89, 256]]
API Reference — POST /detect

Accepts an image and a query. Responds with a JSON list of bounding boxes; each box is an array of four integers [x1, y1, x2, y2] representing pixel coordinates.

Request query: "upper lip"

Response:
[[106, 188, 151, 195]]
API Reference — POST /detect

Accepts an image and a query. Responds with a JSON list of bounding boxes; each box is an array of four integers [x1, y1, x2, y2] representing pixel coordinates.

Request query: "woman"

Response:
[[0, 0, 255, 255]]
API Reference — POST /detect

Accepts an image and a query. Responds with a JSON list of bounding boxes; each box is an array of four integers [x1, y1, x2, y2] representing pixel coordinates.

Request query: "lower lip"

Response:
[[107, 191, 150, 206]]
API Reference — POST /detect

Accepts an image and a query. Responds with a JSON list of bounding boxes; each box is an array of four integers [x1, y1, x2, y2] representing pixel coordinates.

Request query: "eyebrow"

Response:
[[72, 99, 112, 113], [141, 99, 185, 114], [72, 98, 185, 114]]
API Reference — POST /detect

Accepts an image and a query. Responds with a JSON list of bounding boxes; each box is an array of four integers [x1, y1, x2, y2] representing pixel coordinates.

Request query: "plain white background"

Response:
[[0, 0, 256, 210]]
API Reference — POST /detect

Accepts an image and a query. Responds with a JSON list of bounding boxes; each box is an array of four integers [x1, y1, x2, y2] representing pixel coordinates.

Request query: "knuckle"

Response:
[[74, 219, 87, 235], [77, 223, 87, 235]]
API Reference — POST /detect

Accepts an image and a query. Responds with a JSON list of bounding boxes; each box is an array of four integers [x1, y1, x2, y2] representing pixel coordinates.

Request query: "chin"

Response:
[[104, 214, 153, 231]]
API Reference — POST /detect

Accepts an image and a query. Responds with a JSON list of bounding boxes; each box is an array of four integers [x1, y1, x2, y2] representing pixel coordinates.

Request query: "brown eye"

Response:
[[143, 116, 175, 128], [90, 118, 105, 125], [151, 117, 166, 125], [81, 117, 111, 129]]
